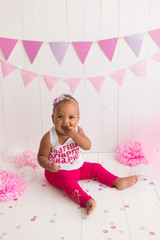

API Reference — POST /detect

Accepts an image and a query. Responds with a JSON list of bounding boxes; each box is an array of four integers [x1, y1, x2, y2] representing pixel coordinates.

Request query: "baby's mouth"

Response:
[[62, 126, 66, 130]]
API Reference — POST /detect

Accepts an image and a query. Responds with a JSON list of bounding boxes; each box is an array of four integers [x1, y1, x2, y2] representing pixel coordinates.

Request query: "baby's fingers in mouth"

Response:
[[62, 126, 67, 130]]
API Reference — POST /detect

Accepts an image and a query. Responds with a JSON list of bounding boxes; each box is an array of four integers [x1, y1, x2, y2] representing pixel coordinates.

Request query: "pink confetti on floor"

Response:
[[111, 226, 116, 229], [13, 198, 18, 201], [104, 209, 109, 213], [50, 219, 55, 223], [149, 182, 155, 185], [16, 225, 21, 229], [42, 184, 47, 187], [30, 216, 37, 222], [103, 229, 108, 233], [140, 226, 145, 230], [149, 232, 155, 235]]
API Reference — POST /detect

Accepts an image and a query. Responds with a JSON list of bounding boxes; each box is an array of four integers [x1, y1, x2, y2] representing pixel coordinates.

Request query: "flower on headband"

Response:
[[53, 95, 70, 106], [53, 95, 79, 111]]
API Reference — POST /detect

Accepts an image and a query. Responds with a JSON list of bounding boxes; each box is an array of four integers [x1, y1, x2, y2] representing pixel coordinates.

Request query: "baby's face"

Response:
[[52, 101, 79, 135]]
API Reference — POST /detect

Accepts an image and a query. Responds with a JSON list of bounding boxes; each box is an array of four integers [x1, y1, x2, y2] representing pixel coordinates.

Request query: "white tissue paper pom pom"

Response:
[[1, 148, 23, 163]]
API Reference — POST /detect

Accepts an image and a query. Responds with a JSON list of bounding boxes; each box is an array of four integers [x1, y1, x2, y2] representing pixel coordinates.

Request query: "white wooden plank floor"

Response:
[[0, 152, 160, 240]]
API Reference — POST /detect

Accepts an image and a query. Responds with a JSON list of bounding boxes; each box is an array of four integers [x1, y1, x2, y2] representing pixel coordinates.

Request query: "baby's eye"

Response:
[[58, 115, 63, 119], [69, 116, 74, 119]]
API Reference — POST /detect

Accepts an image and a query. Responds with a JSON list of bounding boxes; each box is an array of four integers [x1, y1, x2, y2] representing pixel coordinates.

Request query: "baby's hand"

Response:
[[47, 162, 61, 172], [64, 123, 77, 139]]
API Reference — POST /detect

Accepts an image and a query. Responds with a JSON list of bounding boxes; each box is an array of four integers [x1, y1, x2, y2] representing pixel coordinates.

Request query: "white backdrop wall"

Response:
[[0, 0, 160, 153]]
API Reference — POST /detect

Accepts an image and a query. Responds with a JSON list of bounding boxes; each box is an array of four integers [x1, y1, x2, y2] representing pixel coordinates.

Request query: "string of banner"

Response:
[[0, 28, 160, 92]]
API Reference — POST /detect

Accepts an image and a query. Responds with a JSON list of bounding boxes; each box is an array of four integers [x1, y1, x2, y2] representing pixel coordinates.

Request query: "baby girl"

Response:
[[38, 94, 138, 215]]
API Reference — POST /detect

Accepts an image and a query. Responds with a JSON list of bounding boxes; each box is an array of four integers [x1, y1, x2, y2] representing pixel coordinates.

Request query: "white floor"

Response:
[[0, 152, 160, 240]]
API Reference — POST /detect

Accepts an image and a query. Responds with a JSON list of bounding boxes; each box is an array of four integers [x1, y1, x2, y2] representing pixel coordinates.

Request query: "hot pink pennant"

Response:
[[149, 29, 160, 47], [98, 38, 118, 61], [88, 76, 105, 92], [129, 59, 147, 77], [0, 37, 18, 60], [0, 60, 17, 78], [151, 51, 160, 62], [125, 34, 144, 57], [21, 69, 39, 86], [72, 42, 93, 64], [43, 75, 61, 91], [22, 40, 43, 63], [110, 68, 127, 85], [65, 77, 82, 93], [50, 42, 69, 64]]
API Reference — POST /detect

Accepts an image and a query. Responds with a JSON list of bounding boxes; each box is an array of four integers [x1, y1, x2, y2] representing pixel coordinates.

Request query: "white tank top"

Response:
[[48, 126, 84, 170]]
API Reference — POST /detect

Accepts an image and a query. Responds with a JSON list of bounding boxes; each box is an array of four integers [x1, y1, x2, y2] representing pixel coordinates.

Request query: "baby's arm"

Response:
[[38, 132, 60, 172], [74, 126, 91, 150]]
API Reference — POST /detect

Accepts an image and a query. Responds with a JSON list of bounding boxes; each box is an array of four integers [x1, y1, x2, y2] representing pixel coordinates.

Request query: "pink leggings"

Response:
[[45, 162, 118, 207]]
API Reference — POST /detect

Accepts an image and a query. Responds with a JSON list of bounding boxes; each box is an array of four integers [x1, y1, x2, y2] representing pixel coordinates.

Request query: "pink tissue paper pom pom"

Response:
[[0, 170, 26, 202], [116, 140, 148, 167], [16, 150, 39, 169]]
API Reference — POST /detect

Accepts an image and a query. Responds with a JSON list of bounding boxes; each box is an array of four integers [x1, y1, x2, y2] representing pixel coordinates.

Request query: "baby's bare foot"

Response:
[[86, 199, 96, 215], [113, 175, 139, 190]]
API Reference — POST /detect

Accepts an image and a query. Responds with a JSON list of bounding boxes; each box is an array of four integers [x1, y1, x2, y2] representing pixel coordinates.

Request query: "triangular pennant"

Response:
[[50, 42, 69, 64], [87, 76, 105, 92], [129, 59, 147, 77], [43, 75, 61, 91], [22, 40, 43, 63], [151, 51, 160, 62], [149, 29, 160, 47], [110, 68, 127, 85], [125, 34, 144, 57], [72, 42, 93, 64], [98, 38, 118, 61], [65, 77, 82, 93], [21, 69, 39, 86], [0, 37, 18, 60], [0, 60, 17, 78]]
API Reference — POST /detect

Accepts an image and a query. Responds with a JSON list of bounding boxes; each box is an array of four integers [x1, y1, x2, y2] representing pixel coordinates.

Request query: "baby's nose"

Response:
[[63, 118, 69, 124]]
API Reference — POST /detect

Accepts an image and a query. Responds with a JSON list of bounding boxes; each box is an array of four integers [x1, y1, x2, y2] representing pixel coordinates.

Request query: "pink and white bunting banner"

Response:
[[0, 59, 17, 78], [125, 34, 144, 57], [43, 75, 61, 91], [22, 40, 43, 63], [98, 38, 118, 61], [65, 77, 82, 93], [129, 59, 147, 77], [151, 51, 160, 62], [110, 68, 127, 85], [21, 69, 39, 86], [0, 37, 18, 60], [50, 42, 69, 64], [0, 50, 160, 92], [149, 29, 160, 48], [88, 76, 106, 92], [72, 42, 93, 64], [1, 28, 160, 66]]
